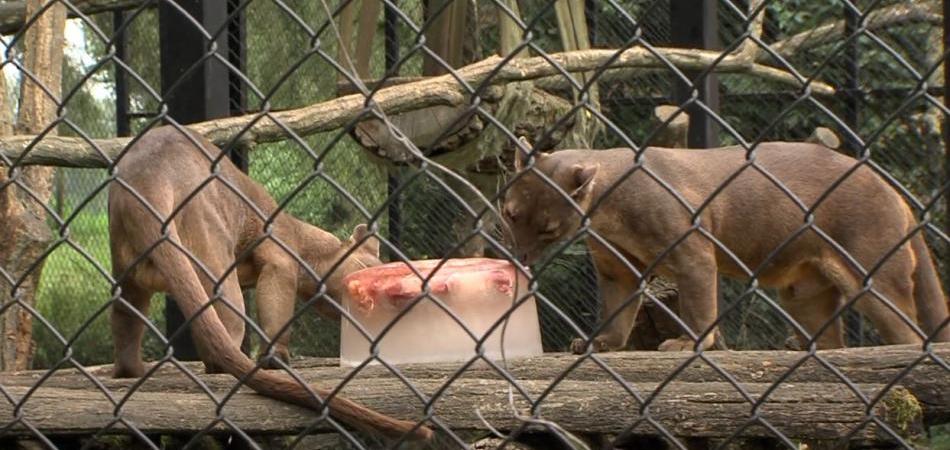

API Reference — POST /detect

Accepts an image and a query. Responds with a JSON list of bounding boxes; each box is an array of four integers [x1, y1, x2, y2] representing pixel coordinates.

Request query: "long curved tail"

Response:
[[149, 224, 432, 440], [910, 233, 950, 342]]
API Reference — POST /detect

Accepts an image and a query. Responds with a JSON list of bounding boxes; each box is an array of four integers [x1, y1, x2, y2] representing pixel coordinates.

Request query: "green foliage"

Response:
[[33, 21, 125, 368], [530, 244, 598, 352], [33, 213, 168, 369], [766, 0, 841, 35], [249, 136, 389, 240], [926, 424, 950, 450], [28, 1, 950, 367], [124, 9, 161, 127]]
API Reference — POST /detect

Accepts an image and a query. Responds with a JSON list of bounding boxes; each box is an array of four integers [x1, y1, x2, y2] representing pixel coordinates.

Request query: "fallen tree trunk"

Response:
[[0, 47, 836, 168], [0, 344, 943, 442], [0, 380, 921, 443]]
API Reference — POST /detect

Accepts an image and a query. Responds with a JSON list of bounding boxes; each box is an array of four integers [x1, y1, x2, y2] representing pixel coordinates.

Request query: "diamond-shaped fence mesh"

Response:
[[0, 0, 948, 448]]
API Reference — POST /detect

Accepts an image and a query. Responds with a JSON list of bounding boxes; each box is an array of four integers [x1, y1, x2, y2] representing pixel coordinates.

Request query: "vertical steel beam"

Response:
[[114, 11, 130, 138], [943, 0, 950, 285], [669, 0, 720, 148], [386, 0, 401, 258], [843, 5, 861, 155], [226, 0, 248, 171], [843, 4, 864, 344], [159, 0, 239, 361]]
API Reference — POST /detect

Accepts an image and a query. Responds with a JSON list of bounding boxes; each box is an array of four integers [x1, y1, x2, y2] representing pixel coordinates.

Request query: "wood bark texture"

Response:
[[0, 0, 65, 371], [0, 344, 942, 442], [807, 127, 841, 149], [0, 45, 838, 168]]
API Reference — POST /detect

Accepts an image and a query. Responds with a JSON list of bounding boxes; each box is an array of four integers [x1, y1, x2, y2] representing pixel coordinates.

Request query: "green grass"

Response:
[[31, 206, 344, 368], [32, 212, 167, 369], [926, 424, 950, 450]]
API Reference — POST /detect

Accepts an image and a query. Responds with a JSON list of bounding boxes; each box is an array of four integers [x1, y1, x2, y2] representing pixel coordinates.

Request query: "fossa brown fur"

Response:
[[503, 139, 950, 352], [108, 126, 430, 439]]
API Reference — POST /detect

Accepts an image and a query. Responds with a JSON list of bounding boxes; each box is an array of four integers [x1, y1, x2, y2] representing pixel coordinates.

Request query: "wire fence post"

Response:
[[158, 0, 235, 361], [668, 0, 722, 352], [843, 3, 865, 345], [385, 0, 401, 259], [114, 11, 130, 138], [226, 0, 248, 171], [944, 0, 950, 274], [669, 0, 720, 148], [1, 1, 948, 447]]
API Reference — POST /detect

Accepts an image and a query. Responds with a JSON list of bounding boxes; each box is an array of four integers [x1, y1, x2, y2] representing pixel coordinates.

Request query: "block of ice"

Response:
[[339, 258, 543, 366]]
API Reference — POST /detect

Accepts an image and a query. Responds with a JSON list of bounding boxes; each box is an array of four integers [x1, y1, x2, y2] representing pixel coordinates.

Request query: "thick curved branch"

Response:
[[732, 0, 765, 62], [762, 1, 940, 62], [0, 0, 148, 36], [0, 47, 835, 168]]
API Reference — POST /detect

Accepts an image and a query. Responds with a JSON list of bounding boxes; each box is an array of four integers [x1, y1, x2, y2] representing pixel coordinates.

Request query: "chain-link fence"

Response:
[[0, 0, 948, 448]]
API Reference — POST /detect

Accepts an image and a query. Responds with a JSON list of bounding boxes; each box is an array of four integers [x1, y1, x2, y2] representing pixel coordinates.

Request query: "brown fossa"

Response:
[[108, 126, 431, 439], [502, 138, 950, 352]]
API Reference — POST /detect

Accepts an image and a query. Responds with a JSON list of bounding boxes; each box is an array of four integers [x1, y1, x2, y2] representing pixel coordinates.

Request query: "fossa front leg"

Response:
[[571, 240, 643, 354], [255, 259, 299, 368], [657, 244, 718, 352]]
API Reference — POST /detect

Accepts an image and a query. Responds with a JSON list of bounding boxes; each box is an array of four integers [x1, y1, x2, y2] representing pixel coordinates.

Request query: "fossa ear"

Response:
[[349, 223, 379, 257], [568, 164, 598, 201], [513, 136, 548, 171]]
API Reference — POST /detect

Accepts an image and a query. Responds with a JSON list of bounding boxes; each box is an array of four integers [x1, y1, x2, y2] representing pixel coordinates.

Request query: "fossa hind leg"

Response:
[[112, 283, 154, 378], [818, 250, 921, 345], [853, 275, 922, 345], [779, 284, 845, 350]]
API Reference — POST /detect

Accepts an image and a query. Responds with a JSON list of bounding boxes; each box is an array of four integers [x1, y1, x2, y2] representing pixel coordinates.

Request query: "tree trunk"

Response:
[[0, 0, 65, 371], [2, 344, 945, 443]]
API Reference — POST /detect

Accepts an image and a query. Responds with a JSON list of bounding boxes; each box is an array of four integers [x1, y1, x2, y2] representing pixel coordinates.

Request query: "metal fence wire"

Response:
[[0, 0, 948, 448]]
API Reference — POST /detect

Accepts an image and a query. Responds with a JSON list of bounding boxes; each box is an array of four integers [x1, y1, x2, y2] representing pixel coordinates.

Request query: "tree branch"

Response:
[[761, 1, 941, 62], [1, 343, 944, 440], [1, 47, 835, 168], [0, 0, 148, 36]]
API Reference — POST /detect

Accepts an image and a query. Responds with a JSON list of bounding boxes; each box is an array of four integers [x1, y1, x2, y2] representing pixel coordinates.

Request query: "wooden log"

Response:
[[0, 344, 943, 441], [0, 381, 920, 442], [5, 345, 947, 412], [1, 47, 836, 168], [806, 126, 841, 149], [352, 104, 483, 163], [648, 105, 690, 148]]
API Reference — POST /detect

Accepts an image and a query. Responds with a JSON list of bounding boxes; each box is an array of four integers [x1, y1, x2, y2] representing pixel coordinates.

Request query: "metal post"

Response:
[[159, 0, 235, 361], [943, 0, 950, 285], [227, 0, 248, 171], [114, 11, 130, 138], [668, 0, 721, 354], [585, 0, 597, 47], [843, 6, 861, 155], [385, 0, 401, 258], [843, 5, 864, 344], [669, 0, 720, 148]]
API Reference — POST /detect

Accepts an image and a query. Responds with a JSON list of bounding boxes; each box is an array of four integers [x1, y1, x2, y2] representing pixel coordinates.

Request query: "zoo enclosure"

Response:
[[0, 0, 947, 449]]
